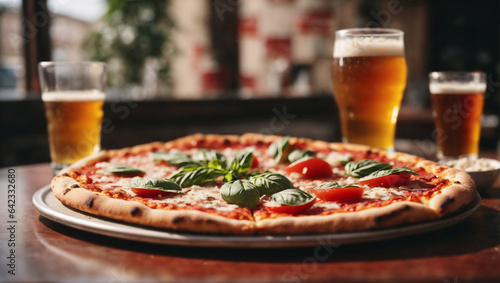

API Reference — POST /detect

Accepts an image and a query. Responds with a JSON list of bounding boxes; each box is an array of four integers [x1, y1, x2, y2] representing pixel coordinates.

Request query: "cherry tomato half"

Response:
[[264, 199, 315, 214], [131, 188, 178, 198], [358, 172, 412, 188], [314, 186, 364, 202], [251, 156, 259, 168], [285, 158, 333, 179]]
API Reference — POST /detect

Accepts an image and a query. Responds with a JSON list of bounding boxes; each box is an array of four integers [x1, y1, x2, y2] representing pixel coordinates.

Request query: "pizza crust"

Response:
[[255, 201, 438, 235], [427, 167, 477, 215], [50, 133, 477, 236]]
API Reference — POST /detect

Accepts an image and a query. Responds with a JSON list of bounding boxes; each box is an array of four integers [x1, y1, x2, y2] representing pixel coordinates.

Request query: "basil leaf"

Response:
[[314, 182, 361, 189], [223, 170, 239, 182], [194, 149, 227, 167], [287, 149, 316, 163], [220, 180, 260, 209], [230, 151, 253, 174], [207, 159, 226, 170], [169, 166, 225, 188], [249, 172, 295, 196], [345, 160, 392, 178], [151, 151, 201, 167], [339, 154, 353, 165], [106, 165, 145, 174], [363, 167, 418, 179], [268, 136, 292, 164], [270, 189, 315, 207], [128, 177, 182, 193]]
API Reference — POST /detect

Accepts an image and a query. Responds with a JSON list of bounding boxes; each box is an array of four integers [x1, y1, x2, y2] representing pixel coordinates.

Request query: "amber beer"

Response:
[[429, 72, 486, 159], [43, 91, 105, 166], [332, 28, 407, 151], [39, 61, 106, 173]]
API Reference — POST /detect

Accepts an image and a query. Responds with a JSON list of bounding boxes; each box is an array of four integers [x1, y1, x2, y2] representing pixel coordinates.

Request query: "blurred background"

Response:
[[1, 0, 499, 166]]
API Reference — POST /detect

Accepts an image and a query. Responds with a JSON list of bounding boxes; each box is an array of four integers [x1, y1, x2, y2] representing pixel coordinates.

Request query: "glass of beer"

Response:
[[331, 28, 407, 152], [429, 71, 486, 160], [38, 62, 106, 173]]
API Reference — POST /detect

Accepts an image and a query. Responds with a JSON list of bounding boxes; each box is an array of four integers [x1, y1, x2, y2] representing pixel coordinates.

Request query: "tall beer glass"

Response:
[[332, 28, 407, 151], [39, 62, 106, 173], [429, 71, 486, 160]]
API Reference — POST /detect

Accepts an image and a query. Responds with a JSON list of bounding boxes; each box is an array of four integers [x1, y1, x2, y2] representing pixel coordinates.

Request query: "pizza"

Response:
[[50, 133, 476, 235]]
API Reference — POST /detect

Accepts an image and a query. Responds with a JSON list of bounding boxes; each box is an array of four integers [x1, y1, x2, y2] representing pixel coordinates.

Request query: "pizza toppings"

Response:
[[151, 151, 201, 167], [220, 180, 261, 209], [264, 189, 316, 214], [344, 160, 392, 178], [287, 149, 317, 163], [285, 158, 333, 179], [359, 167, 418, 187], [268, 136, 292, 163], [194, 149, 227, 165], [164, 149, 257, 187], [105, 165, 146, 175], [128, 177, 182, 197], [169, 166, 225, 188], [227, 151, 254, 177], [313, 182, 364, 202], [268, 136, 319, 164], [249, 172, 295, 196]]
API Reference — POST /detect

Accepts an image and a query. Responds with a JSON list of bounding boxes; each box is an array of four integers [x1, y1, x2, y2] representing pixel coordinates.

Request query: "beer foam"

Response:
[[429, 82, 486, 94], [42, 90, 106, 101], [333, 37, 404, 58]]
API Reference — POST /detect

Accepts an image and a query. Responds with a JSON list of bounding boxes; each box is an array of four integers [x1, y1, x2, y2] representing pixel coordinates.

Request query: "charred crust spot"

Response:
[[374, 205, 410, 224], [454, 181, 461, 184], [62, 173, 70, 177], [440, 197, 455, 210], [172, 216, 184, 224], [71, 183, 80, 188], [130, 207, 141, 217], [85, 196, 95, 208], [63, 188, 71, 195], [205, 218, 213, 224]]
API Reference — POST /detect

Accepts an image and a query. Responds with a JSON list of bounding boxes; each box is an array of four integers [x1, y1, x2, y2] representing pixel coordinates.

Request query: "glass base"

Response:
[[51, 162, 70, 176]]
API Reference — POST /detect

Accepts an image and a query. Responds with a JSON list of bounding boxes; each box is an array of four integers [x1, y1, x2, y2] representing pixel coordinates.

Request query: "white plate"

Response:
[[32, 185, 481, 248]]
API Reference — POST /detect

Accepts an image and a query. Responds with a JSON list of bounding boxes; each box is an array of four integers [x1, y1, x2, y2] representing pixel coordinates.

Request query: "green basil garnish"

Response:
[[339, 154, 353, 165], [345, 160, 392, 178], [268, 136, 292, 164], [230, 151, 253, 174], [249, 172, 295, 196], [287, 149, 316, 163], [169, 166, 225, 188], [362, 167, 418, 179], [270, 189, 315, 206], [128, 177, 182, 193], [220, 180, 260, 209], [314, 182, 361, 189], [194, 149, 227, 166], [106, 165, 145, 174], [167, 149, 260, 185], [151, 151, 201, 167]]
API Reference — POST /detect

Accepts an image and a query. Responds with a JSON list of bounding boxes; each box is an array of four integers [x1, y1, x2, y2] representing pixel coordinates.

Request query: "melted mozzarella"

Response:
[[363, 187, 405, 200]]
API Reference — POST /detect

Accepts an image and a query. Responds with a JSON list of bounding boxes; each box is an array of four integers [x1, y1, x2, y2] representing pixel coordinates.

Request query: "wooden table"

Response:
[[1, 163, 500, 283]]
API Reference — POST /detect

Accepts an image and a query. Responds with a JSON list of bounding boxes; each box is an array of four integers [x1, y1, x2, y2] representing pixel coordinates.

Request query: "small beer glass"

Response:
[[332, 28, 407, 152], [429, 71, 486, 160], [38, 62, 106, 173]]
